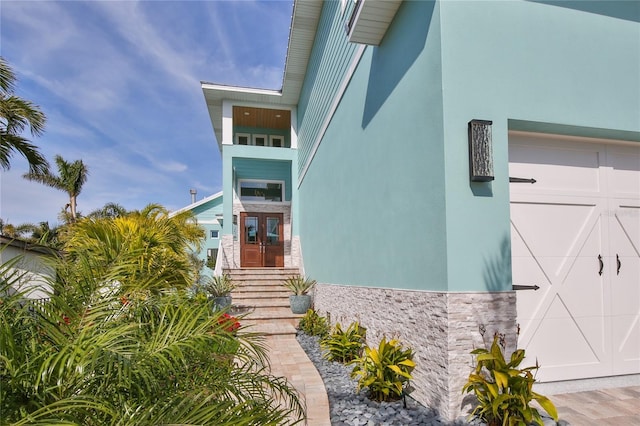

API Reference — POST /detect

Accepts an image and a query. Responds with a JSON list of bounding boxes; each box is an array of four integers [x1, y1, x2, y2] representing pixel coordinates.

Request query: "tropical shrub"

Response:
[[282, 275, 316, 295], [203, 273, 237, 297], [0, 239, 303, 425], [62, 204, 205, 294], [321, 321, 366, 363], [297, 309, 329, 337], [351, 337, 416, 402], [462, 335, 558, 426]]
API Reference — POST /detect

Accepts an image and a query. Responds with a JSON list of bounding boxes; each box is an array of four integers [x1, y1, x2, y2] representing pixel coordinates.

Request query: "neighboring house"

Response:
[[171, 191, 224, 276], [0, 235, 55, 299], [201, 0, 640, 420]]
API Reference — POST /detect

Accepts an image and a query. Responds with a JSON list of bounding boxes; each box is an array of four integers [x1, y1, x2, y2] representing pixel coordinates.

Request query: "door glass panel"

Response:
[[266, 217, 280, 245], [244, 217, 258, 244]]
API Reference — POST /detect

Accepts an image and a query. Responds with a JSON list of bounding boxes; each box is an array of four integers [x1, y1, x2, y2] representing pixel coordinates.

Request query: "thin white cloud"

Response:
[[0, 0, 292, 226]]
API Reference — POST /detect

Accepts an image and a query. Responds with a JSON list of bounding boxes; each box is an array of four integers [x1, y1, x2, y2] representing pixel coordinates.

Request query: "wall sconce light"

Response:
[[468, 119, 494, 182]]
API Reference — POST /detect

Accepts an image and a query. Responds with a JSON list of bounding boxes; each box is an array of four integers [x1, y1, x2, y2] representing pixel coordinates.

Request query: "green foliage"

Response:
[[202, 274, 237, 297], [297, 309, 329, 337], [0, 251, 304, 425], [282, 275, 316, 295], [321, 321, 366, 363], [351, 337, 416, 402], [462, 335, 558, 426], [0, 56, 49, 175], [61, 204, 205, 294]]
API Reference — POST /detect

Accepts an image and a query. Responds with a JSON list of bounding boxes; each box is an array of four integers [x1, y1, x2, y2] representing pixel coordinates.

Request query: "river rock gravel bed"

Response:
[[295, 332, 482, 426]]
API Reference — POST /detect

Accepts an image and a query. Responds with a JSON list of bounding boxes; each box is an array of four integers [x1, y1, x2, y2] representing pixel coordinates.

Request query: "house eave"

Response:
[[201, 0, 322, 150], [170, 190, 224, 217], [346, 0, 403, 46]]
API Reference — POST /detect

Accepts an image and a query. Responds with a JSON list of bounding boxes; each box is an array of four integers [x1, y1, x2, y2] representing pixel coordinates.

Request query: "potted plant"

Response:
[[203, 274, 237, 309], [283, 276, 316, 314]]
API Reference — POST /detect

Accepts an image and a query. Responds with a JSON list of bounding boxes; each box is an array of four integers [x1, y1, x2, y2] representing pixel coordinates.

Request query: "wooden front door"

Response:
[[240, 212, 284, 267]]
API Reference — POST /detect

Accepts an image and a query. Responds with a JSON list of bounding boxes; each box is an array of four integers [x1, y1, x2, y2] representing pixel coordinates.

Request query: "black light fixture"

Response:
[[468, 119, 494, 182]]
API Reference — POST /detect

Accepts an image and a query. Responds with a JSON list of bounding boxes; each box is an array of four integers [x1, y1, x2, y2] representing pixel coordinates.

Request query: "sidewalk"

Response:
[[265, 334, 332, 426], [551, 386, 640, 425]]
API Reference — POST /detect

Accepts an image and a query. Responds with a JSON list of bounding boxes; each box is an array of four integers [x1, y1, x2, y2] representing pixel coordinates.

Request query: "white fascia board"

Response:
[[290, 106, 298, 149], [169, 191, 224, 217], [222, 101, 233, 146], [201, 83, 282, 97]]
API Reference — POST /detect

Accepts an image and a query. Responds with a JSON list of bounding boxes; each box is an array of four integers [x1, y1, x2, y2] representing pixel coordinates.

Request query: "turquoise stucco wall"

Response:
[[438, 0, 640, 290], [297, 0, 639, 292], [299, 0, 448, 290]]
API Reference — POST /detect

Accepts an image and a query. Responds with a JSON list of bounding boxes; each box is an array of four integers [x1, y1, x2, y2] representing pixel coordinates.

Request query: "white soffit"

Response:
[[347, 0, 403, 46], [201, 0, 322, 148]]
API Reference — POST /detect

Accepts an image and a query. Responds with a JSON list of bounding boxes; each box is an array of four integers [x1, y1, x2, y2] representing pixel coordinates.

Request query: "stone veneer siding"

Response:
[[313, 284, 517, 421]]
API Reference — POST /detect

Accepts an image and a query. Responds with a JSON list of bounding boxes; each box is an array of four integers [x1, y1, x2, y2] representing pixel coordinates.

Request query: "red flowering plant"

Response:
[[218, 313, 240, 333]]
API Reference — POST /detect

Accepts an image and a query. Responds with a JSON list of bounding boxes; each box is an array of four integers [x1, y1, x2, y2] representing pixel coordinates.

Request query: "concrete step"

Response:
[[221, 268, 302, 336], [231, 289, 293, 300], [231, 298, 290, 308], [241, 320, 297, 336], [233, 282, 290, 292]]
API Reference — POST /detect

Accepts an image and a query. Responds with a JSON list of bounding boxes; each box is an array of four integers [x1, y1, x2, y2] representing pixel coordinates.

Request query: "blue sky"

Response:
[[0, 0, 292, 226]]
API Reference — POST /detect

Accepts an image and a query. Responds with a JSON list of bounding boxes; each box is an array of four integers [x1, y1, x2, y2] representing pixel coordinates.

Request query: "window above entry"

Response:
[[238, 180, 284, 202]]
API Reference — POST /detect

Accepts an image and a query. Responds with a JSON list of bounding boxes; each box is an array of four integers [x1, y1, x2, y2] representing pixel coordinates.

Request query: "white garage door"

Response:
[[509, 132, 640, 382]]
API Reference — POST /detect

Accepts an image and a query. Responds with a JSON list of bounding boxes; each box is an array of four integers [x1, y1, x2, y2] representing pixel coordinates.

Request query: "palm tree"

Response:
[[0, 253, 304, 425], [23, 154, 89, 222], [0, 56, 49, 174], [86, 202, 128, 219], [63, 204, 205, 294]]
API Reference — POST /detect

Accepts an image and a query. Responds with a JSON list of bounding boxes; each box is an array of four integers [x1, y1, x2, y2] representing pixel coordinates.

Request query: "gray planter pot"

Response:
[[211, 295, 232, 310], [289, 294, 312, 314]]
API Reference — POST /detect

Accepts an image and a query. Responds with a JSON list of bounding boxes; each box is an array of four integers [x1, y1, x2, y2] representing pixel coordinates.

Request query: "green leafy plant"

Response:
[[351, 337, 416, 402], [202, 273, 237, 297], [297, 309, 329, 337], [462, 335, 558, 426], [321, 321, 366, 363], [282, 275, 316, 295], [0, 228, 304, 425]]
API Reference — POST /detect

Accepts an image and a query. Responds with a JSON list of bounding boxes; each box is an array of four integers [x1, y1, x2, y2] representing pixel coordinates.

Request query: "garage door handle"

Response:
[[617, 254, 621, 275], [598, 255, 603, 276]]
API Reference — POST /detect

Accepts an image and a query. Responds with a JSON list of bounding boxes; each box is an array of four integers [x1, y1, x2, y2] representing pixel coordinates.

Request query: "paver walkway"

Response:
[[550, 386, 640, 425], [265, 334, 331, 426]]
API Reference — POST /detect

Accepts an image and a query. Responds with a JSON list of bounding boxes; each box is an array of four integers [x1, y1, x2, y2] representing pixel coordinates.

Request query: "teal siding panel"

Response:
[[192, 198, 223, 221], [297, 1, 360, 174], [299, 1, 448, 291]]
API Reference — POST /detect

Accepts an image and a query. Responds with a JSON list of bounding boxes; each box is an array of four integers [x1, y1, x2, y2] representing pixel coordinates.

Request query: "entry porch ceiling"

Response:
[[202, 0, 322, 149], [234, 106, 290, 130]]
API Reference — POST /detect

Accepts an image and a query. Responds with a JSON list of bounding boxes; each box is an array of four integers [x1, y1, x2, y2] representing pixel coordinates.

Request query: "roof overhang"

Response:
[[170, 190, 223, 217], [201, 0, 323, 149], [346, 0, 403, 46]]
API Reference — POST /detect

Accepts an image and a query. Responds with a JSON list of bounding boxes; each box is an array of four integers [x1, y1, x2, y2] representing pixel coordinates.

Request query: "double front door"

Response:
[[240, 212, 284, 267]]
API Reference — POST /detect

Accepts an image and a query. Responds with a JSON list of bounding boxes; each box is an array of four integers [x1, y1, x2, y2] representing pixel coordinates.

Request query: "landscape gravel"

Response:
[[295, 332, 559, 426]]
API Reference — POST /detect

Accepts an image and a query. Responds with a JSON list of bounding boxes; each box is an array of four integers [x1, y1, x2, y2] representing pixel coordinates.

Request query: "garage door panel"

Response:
[[510, 201, 600, 261], [608, 147, 640, 198], [509, 140, 603, 195], [510, 133, 640, 383], [612, 314, 640, 375], [561, 255, 607, 319], [522, 301, 609, 381]]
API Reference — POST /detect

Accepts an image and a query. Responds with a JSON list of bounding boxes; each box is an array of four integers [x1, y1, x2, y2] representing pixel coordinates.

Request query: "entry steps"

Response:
[[224, 267, 304, 336]]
